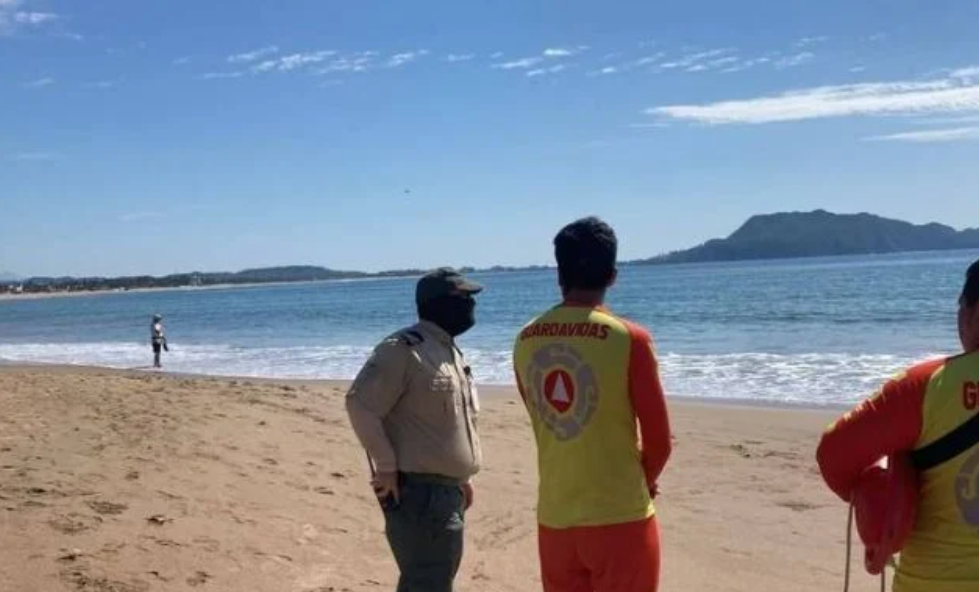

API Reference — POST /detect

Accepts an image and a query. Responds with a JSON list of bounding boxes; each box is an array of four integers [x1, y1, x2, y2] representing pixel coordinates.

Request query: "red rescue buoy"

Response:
[[852, 454, 920, 575]]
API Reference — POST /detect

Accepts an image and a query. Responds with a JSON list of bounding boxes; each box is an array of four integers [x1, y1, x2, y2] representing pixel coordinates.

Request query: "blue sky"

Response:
[[3, 0, 979, 277]]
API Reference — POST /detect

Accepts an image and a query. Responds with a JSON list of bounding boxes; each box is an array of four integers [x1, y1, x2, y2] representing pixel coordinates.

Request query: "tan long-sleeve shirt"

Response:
[[345, 320, 482, 482]]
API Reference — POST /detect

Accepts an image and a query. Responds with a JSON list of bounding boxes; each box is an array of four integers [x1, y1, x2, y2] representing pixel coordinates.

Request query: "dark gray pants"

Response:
[[383, 473, 466, 592]]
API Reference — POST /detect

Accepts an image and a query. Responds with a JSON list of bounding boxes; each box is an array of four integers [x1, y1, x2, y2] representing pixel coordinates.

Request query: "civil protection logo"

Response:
[[955, 447, 979, 528], [525, 344, 599, 441]]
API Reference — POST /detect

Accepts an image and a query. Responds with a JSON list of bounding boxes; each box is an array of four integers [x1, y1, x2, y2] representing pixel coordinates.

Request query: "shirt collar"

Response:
[[560, 300, 609, 312], [417, 319, 454, 345]]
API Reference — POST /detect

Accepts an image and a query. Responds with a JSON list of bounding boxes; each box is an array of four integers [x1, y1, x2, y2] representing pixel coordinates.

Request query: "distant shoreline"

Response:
[[6, 248, 978, 303], [0, 266, 554, 302], [0, 275, 422, 303]]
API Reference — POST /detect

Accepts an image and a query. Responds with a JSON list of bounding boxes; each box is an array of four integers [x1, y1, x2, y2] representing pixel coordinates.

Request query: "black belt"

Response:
[[401, 472, 465, 487]]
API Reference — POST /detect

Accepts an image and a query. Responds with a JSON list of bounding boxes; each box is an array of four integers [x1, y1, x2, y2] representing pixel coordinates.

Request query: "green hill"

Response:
[[640, 210, 979, 264]]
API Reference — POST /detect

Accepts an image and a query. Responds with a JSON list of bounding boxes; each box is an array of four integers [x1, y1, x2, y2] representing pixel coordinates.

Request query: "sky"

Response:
[[2, 0, 979, 277]]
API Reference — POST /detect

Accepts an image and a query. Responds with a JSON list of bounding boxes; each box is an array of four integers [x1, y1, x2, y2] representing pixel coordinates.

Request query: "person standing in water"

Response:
[[512, 217, 673, 592], [817, 258, 979, 591], [151, 313, 168, 368]]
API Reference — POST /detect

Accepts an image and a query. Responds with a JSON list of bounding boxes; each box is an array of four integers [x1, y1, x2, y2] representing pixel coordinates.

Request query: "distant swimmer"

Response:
[[817, 257, 979, 592], [345, 268, 484, 592], [151, 313, 168, 369], [513, 217, 673, 592]]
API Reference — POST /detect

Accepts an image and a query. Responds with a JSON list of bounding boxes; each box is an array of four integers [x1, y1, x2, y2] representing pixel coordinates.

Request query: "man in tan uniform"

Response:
[[346, 268, 483, 592]]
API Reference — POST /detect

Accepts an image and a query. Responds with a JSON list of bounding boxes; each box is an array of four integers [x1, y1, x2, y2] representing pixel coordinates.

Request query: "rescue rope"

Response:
[[844, 500, 854, 592]]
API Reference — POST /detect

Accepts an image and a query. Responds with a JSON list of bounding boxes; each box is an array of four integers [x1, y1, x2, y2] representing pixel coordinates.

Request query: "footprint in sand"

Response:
[[49, 513, 103, 535], [60, 568, 149, 592], [729, 444, 753, 458], [297, 523, 319, 544], [87, 500, 129, 516], [776, 500, 822, 512], [187, 571, 212, 587], [192, 536, 221, 552]]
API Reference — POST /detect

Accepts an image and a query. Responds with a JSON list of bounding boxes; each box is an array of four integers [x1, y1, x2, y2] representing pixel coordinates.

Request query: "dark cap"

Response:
[[416, 267, 483, 306]]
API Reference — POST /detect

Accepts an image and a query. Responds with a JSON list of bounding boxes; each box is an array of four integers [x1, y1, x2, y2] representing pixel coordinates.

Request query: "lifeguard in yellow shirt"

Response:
[[514, 217, 673, 592]]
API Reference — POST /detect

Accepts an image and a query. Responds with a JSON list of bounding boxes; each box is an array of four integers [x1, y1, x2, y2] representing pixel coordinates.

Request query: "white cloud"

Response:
[[0, 0, 58, 36], [543, 48, 573, 58], [279, 50, 337, 71], [649, 77, 979, 125], [86, 80, 116, 89], [490, 52, 504, 59], [592, 52, 666, 76], [444, 53, 475, 63], [494, 46, 586, 71], [707, 56, 740, 68], [951, 66, 979, 83], [8, 151, 56, 161], [172, 56, 192, 66], [22, 76, 54, 88], [849, 65, 867, 74], [493, 56, 544, 70], [775, 52, 815, 69], [684, 48, 730, 61], [631, 53, 666, 68], [795, 35, 828, 48], [385, 50, 429, 68], [527, 64, 568, 78], [591, 66, 618, 76], [868, 32, 888, 43], [865, 126, 979, 143], [13, 11, 55, 24], [248, 50, 338, 73], [315, 52, 378, 75], [657, 48, 733, 72], [200, 72, 245, 80], [228, 45, 279, 64]]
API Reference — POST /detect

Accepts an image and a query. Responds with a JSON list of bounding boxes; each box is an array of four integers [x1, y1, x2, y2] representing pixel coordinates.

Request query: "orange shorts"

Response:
[[538, 516, 660, 592]]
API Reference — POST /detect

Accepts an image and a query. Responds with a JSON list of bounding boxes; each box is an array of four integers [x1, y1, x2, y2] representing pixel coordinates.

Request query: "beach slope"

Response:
[[0, 366, 880, 591]]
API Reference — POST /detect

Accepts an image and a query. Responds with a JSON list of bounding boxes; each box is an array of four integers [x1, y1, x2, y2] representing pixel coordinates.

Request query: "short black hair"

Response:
[[553, 217, 618, 291], [963, 258, 979, 308]]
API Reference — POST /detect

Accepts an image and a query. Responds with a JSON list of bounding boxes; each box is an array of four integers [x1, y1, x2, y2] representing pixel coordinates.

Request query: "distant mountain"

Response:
[[11, 265, 420, 293], [0, 271, 20, 282], [639, 210, 979, 265], [1, 264, 553, 295]]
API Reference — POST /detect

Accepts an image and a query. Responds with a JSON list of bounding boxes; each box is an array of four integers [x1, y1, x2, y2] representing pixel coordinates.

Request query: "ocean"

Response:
[[1, 250, 976, 406]]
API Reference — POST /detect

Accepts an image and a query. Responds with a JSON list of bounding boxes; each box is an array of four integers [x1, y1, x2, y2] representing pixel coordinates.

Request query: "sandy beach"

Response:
[[0, 365, 885, 591]]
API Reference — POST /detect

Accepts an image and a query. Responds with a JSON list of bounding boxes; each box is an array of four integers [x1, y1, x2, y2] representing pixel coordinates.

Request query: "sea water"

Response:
[[1, 250, 975, 406]]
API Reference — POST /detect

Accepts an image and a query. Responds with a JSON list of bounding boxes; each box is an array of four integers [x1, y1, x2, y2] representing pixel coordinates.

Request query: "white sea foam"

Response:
[[0, 342, 939, 405]]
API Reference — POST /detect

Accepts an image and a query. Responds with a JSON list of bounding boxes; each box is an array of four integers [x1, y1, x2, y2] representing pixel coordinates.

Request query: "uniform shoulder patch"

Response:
[[398, 329, 425, 347]]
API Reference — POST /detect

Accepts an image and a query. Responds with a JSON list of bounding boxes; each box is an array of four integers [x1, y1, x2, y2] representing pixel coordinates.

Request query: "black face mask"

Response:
[[420, 295, 476, 337]]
